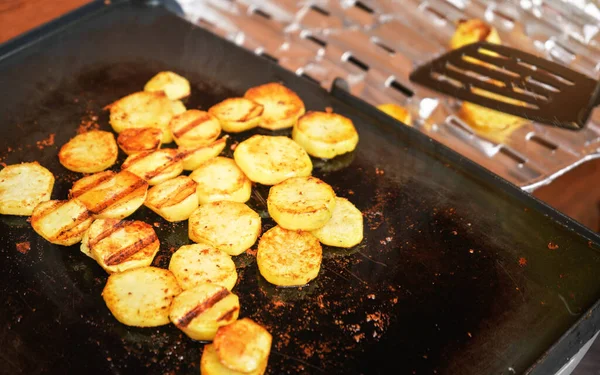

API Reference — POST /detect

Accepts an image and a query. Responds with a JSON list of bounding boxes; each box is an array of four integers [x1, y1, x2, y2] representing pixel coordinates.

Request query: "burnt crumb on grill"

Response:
[[548, 242, 559, 250], [36, 133, 55, 149], [375, 167, 385, 175], [16, 241, 30, 254], [518, 257, 527, 267]]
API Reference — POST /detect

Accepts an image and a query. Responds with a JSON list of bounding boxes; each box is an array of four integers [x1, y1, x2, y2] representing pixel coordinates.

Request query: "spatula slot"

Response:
[[528, 134, 558, 151], [388, 79, 415, 98], [499, 146, 527, 165], [431, 72, 463, 89]]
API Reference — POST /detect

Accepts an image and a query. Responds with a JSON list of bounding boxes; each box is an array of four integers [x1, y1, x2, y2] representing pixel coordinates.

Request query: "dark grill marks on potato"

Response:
[[78, 177, 147, 213], [216, 306, 239, 322], [151, 179, 196, 208], [104, 232, 159, 266], [172, 113, 212, 139], [176, 289, 230, 328], [53, 209, 93, 241], [88, 219, 129, 247]]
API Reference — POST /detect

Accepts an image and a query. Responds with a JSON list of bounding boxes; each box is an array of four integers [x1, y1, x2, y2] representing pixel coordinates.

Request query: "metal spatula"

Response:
[[409, 41, 600, 130]]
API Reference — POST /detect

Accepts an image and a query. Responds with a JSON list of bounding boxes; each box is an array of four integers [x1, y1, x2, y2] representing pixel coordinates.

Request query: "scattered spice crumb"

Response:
[[451, 230, 458, 235], [16, 241, 30, 254], [467, 332, 472, 338], [153, 222, 161, 228], [325, 106, 333, 113], [518, 257, 527, 267], [367, 294, 375, 300], [316, 295, 325, 309], [77, 117, 100, 134], [469, 249, 474, 254], [0, 162, 6, 168], [548, 242, 559, 250], [36, 133, 55, 149], [245, 248, 257, 256], [375, 167, 385, 175], [347, 189, 354, 195], [230, 142, 238, 151], [353, 333, 365, 342]]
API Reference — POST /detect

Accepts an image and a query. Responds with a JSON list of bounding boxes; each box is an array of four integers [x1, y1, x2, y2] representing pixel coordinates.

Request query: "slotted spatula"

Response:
[[409, 41, 600, 130]]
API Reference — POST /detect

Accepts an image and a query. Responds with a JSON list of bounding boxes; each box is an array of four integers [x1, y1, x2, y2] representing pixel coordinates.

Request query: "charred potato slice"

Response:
[[244, 82, 305, 130], [117, 127, 162, 155], [267, 176, 336, 231], [377, 103, 412, 125], [257, 226, 322, 286], [292, 111, 359, 159], [58, 130, 118, 173], [189, 157, 251, 204], [208, 98, 263, 133], [144, 176, 198, 222], [201, 344, 268, 375], [0, 162, 54, 216], [70, 170, 148, 219], [102, 266, 182, 327], [121, 148, 183, 185], [213, 318, 272, 373], [311, 197, 363, 248], [109, 91, 185, 144], [169, 109, 221, 147], [31, 199, 93, 246], [84, 218, 160, 273], [189, 201, 261, 256], [179, 135, 228, 171], [233, 135, 312, 185], [169, 283, 240, 341], [144, 71, 191, 100], [450, 18, 501, 50], [169, 244, 237, 291]]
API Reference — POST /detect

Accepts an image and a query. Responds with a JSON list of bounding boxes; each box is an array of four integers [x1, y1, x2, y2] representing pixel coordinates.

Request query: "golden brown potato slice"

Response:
[[109, 91, 185, 144], [58, 130, 118, 173], [267, 176, 336, 231], [233, 135, 312, 185], [377, 103, 412, 126], [208, 98, 263, 133], [201, 344, 268, 375], [31, 199, 93, 246], [70, 170, 148, 219], [169, 109, 221, 147], [311, 197, 363, 248], [121, 148, 183, 185], [213, 318, 272, 373], [257, 225, 322, 286], [189, 201, 261, 256], [102, 267, 182, 327], [189, 157, 251, 204], [450, 18, 501, 50], [169, 244, 237, 290], [0, 162, 54, 216], [144, 175, 198, 222], [179, 135, 228, 171], [169, 283, 240, 341], [244, 82, 305, 130], [144, 71, 191, 100], [117, 127, 162, 155], [459, 94, 526, 130], [292, 111, 359, 159]]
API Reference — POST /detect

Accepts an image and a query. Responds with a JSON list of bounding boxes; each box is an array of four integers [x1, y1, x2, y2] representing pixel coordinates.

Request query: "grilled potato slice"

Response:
[[144, 71, 191, 100], [233, 135, 312, 186], [189, 157, 251, 204], [208, 98, 263, 133], [311, 197, 363, 248], [213, 318, 272, 373], [121, 148, 183, 185], [169, 244, 237, 290], [377, 103, 412, 125], [189, 201, 261, 256], [84, 218, 160, 273], [450, 18, 501, 50], [257, 226, 322, 286], [201, 344, 268, 375], [459, 95, 526, 130], [117, 127, 162, 155], [292, 111, 359, 159], [244, 82, 305, 130], [179, 135, 228, 171], [267, 176, 336, 231], [169, 109, 221, 147], [144, 176, 198, 222], [169, 283, 240, 341], [109, 91, 185, 144], [102, 266, 182, 327], [58, 130, 118, 173], [0, 162, 54, 216], [70, 170, 148, 219], [31, 199, 93, 246]]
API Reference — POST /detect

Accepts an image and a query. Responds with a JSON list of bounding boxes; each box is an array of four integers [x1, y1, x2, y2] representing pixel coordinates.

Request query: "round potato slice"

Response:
[[102, 267, 182, 327], [244, 82, 305, 130], [109, 91, 185, 144], [450, 18, 501, 50], [117, 127, 162, 155], [31, 199, 93, 246], [208, 98, 263, 133], [84, 218, 160, 274], [121, 149, 183, 185], [169, 283, 240, 341], [0, 162, 54, 216], [311, 197, 363, 248], [179, 135, 228, 171], [59, 130, 118, 173], [233, 135, 312, 186], [144, 71, 191, 100], [189, 157, 251, 204], [189, 201, 261, 256], [377, 103, 412, 126], [201, 344, 268, 375], [213, 318, 272, 373], [169, 244, 237, 290], [144, 176, 198, 222], [257, 226, 322, 286], [169, 109, 221, 147], [267, 176, 336, 231], [292, 111, 359, 159]]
